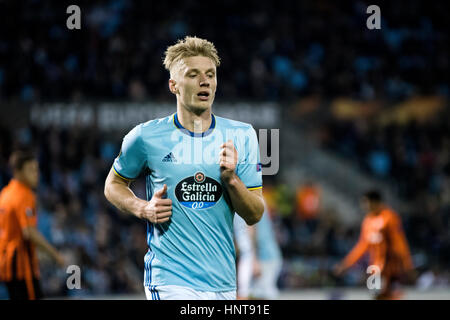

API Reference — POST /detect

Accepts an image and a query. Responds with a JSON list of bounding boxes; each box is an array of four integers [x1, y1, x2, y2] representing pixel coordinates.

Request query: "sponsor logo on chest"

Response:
[[175, 172, 222, 209]]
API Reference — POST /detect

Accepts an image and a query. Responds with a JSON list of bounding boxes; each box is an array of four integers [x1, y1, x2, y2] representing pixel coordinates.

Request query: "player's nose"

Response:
[[199, 75, 210, 87]]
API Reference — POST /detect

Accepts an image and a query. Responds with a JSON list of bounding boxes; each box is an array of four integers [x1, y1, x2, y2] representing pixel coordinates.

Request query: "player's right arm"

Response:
[[333, 220, 369, 276], [104, 169, 172, 223], [103, 124, 172, 224]]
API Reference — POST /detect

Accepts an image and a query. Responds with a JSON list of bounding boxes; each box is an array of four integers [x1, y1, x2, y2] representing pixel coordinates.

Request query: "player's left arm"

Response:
[[220, 139, 264, 225], [388, 214, 414, 270], [17, 197, 65, 267]]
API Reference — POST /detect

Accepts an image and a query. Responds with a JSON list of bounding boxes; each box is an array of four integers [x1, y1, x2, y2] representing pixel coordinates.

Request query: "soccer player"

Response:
[[233, 214, 260, 299], [333, 190, 415, 300], [0, 150, 65, 300], [104, 36, 265, 300], [234, 204, 282, 300], [250, 205, 282, 300]]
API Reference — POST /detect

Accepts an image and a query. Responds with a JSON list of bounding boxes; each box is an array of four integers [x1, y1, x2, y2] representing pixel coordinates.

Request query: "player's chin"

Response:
[[191, 101, 212, 112], [30, 178, 39, 189]]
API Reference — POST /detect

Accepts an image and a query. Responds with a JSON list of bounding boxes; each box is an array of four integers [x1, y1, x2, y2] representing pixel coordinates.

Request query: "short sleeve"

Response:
[[236, 126, 262, 190], [113, 124, 147, 180], [16, 194, 37, 229]]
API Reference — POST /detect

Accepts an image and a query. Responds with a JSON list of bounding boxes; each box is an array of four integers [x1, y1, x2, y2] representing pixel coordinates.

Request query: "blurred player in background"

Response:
[[333, 190, 415, 300], [234, 203, 282, 300], [250, 205, 282, 299], [234, 214, 260, 300], [104, 36, 264, 300], [0, 150, 65, 300], [295, 181, 320, 221]]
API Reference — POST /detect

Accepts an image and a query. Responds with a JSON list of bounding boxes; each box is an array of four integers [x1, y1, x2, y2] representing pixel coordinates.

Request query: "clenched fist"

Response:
[[138, 184, 172, 223], [219, 140, 238, 183]]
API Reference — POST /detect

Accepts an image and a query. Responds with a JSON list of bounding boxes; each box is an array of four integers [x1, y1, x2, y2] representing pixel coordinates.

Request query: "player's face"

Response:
[[21, 160, 39, 189], [174, 56, 217, 114]]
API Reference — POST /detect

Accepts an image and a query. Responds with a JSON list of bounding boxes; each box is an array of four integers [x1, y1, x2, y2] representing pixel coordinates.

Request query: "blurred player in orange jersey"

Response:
[[0, 150, 65, 300], [333, 190, 415, 300], [295, 181, 320, 221]]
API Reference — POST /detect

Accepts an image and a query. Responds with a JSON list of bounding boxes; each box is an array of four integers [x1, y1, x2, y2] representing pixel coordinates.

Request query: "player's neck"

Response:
[[369, 205, 385, 216], [12, 176, 32, 190], [176, 106, 212, 133]]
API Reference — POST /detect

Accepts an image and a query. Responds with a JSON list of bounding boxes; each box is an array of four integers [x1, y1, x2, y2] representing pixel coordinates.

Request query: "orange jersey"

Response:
[[342, 207, 413, 276], [0, 179, 40, 283], [296, 186, 320, 220]]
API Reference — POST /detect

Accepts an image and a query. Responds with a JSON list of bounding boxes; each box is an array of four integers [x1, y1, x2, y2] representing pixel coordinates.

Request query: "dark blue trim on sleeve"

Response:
[[247, 185, 263, 190]]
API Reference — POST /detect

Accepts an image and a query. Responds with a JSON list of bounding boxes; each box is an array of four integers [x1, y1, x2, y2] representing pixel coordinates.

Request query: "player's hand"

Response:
[[332, 263, 345, 277], [54, 252, 66, 268], [140, 184, 172, 224], [403, 269, 418, 285], [219, 140, 238, 183]]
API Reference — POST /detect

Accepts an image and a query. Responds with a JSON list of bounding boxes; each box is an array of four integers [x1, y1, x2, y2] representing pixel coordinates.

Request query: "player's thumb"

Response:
[[154, 184, 167, 198]]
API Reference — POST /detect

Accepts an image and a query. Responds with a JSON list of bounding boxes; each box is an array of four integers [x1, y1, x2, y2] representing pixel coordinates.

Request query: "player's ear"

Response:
[[169, 79, 178, 95]]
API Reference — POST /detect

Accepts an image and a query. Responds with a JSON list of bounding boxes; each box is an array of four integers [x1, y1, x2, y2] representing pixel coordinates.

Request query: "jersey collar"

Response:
[[173, 112, 216, 138]]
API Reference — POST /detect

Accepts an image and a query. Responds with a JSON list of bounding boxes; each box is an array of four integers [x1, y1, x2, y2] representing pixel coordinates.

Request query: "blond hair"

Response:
[[163, 36, 221, 74]]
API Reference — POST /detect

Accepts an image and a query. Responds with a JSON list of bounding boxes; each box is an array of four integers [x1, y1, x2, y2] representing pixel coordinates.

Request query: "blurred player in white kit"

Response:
[[234, 204, 282, 299]]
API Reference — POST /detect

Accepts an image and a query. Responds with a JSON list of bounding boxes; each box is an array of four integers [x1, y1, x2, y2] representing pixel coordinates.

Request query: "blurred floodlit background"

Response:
[[0, 0, 449, 299]]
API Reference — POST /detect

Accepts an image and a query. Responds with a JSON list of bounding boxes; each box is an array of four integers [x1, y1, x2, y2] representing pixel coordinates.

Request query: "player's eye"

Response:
[[188, 74, 197, 78]]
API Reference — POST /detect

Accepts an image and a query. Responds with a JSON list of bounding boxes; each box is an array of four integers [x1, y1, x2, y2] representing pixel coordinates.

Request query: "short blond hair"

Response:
[[163, 36, 221, 73]]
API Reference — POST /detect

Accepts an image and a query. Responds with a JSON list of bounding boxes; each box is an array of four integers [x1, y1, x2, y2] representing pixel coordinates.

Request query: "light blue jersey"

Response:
[[113, 112, 262, 292], [256, 209, 282, 262]]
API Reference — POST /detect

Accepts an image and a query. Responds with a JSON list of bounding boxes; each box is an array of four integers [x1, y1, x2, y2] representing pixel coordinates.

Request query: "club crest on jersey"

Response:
[[194, 172, 205, 183], [175, 172, 222, 209]]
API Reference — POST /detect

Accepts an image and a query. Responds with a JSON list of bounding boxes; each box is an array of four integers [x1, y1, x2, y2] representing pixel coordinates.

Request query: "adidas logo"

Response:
[[162, 152, 177, 162]]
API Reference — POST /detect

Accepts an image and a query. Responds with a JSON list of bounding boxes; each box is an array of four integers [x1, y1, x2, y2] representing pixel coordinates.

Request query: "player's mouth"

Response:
[[197, 91, 210, 101]]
